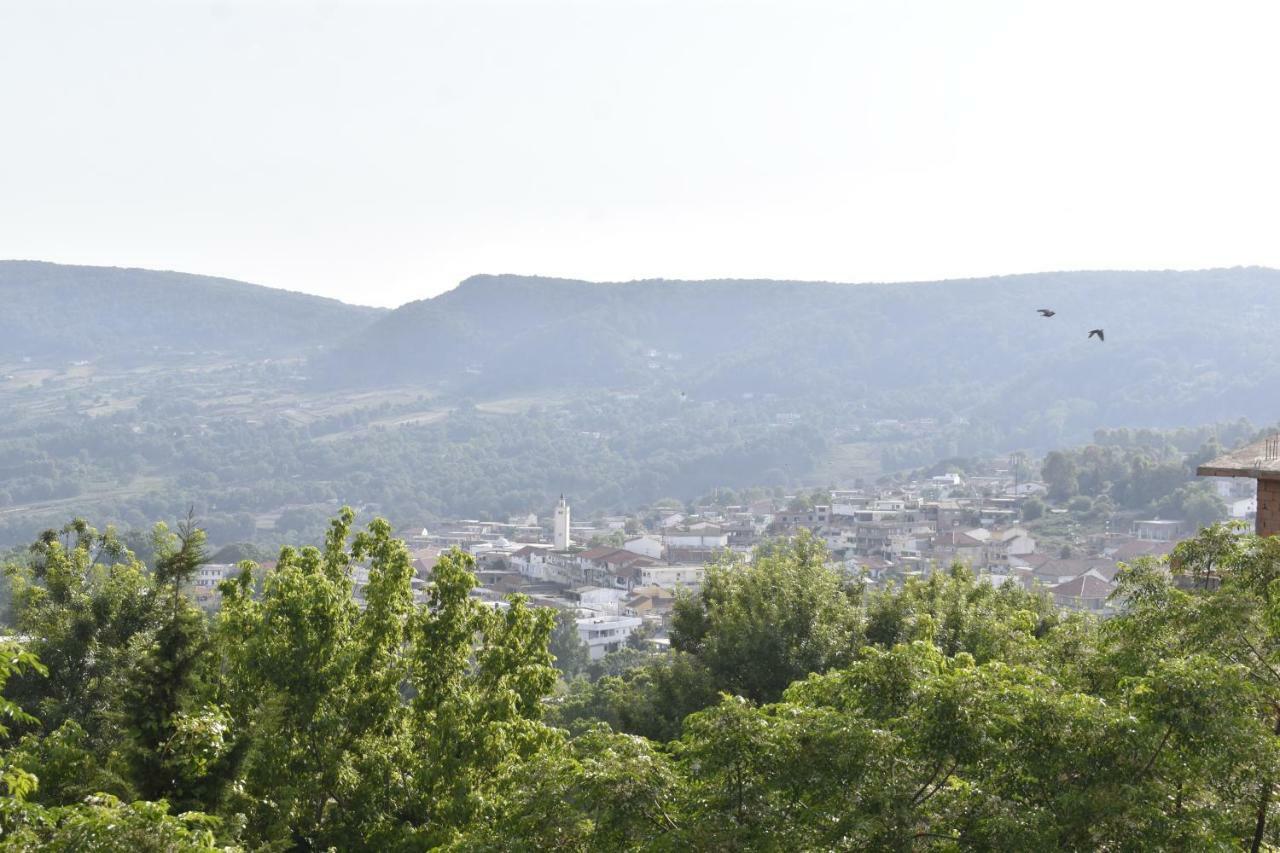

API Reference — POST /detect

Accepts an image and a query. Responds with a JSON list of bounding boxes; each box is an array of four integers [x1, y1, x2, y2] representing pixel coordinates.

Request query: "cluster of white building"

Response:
[[187, 461, 1247, 644]]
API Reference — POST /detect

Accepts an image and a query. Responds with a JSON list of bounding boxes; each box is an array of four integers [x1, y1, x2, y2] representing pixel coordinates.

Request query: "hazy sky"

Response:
[[4, 1, 1280, 307]]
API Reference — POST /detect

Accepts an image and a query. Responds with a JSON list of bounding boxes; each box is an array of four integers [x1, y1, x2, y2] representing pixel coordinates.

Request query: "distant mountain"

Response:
[[316, 268, 1280, 433], [0, 261, 384, 365]]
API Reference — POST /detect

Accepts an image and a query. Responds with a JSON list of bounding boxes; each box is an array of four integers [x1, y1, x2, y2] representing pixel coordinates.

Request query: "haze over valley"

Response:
[[1, 260, 1275, 547]]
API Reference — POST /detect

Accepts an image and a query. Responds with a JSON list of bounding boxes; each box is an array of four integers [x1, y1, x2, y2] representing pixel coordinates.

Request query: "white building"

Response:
[[639, 564, 704, 589], [576, 614, 643, 660], [190, 562, 239, 590], [663, 529, 730, 549], [510, 544, 559, 581], [1231, 497, 1258, 519], [567, 586, 627, 609], [970, 527, 1037, 563], [623, 535, 663, 560]]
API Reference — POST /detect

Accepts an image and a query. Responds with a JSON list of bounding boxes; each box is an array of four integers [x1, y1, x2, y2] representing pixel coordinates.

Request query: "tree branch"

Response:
[[911, 759, 948, 806], [1138, 724, 1173, 779]]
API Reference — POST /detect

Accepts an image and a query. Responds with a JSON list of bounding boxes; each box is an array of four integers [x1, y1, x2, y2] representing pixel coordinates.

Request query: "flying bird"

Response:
[[1037, 309, 1056, 317], [1088, 329, 1105, 342]]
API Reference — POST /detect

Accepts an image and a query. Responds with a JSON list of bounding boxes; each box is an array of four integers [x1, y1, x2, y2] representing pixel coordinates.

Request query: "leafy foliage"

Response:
[[671, 531, 862, 703], [1, 516, 1280, 849]]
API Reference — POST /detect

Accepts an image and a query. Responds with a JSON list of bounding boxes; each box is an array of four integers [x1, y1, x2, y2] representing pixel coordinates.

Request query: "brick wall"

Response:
[[1259, 478, 1280, 538]]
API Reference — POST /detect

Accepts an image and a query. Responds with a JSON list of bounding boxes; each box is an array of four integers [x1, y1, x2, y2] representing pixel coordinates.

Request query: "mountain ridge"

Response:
[[1, 259, 384, 307], [315, 267, 1280, 437], [0, 260, 385, 365]]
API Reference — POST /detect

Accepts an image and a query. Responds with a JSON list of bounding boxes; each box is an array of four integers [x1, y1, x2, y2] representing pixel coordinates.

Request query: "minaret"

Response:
[[554, 495, 571, 550]]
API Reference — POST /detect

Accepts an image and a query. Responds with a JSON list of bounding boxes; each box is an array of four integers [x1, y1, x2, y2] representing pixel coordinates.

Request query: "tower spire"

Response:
[[554, 495, 571, 550]]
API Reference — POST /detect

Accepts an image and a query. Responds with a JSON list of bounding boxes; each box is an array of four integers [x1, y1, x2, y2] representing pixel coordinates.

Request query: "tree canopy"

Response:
[[0, 515, 1279, 849]]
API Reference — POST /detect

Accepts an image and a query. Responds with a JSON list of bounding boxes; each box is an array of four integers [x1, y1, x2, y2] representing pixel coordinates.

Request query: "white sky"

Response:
[[3, 0, 1280, 307]]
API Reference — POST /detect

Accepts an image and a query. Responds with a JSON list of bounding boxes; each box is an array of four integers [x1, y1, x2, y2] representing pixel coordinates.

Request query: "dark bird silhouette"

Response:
[[1037, 308, 1056, 317], [1088, 329, 1104, 342]]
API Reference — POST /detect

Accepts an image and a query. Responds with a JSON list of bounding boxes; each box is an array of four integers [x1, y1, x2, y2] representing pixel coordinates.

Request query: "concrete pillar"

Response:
[[1259, 478, 1280, 538]]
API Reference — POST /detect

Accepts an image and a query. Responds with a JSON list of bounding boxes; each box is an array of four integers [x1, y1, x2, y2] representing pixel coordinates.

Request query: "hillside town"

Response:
[[183, 449, 1264, 659]]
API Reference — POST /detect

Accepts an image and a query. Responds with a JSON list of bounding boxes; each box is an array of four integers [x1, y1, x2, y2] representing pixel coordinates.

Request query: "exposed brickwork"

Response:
[[1259, 478, 1280, 538]]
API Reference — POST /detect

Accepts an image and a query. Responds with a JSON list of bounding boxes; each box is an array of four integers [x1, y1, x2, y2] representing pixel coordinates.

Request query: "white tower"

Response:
[[554, 495, 571, 551]]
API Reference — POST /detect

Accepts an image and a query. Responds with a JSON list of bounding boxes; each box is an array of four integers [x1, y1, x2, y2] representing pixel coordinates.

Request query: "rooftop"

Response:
[[1197, 435, 1280, 479], [1049, 573, 1116, 601]]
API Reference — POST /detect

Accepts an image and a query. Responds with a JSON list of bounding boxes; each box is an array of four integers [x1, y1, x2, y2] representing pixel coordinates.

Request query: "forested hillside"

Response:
[[1, 515, 1279, 849], [3, 262, 1279, 551], [0, 261, 383, 364], [319, 268, 1280, 431]]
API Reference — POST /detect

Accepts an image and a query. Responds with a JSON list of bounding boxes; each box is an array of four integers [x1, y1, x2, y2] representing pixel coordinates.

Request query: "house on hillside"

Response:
[[624, 584, 679, 620], [774, 505, 831, 529], [575, 546, 658, 590], [185, 563, 242, 612], [933, 530, 987, 568], [989, 526, 1036, 558], [510, 544, 556, 580], [576, 614, 642, 660], [1049, 571, 1116, 613], [844, 555, 892, 580], [639, 563, 704, 590], [1030, 557, 1116, 587], [510, 544, 597, 586], [410, 547, 443, 580], [1107, 539, 1176, 564], [623, 534, 663, 560], [663, 527, 730, 563], [722, 519, 761, 551], [566, 586, 627, 611]]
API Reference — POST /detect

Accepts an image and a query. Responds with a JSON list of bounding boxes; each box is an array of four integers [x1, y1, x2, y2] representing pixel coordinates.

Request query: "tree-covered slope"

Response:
[[316, 268, 1280, 429], [0, 261, 384, 365]]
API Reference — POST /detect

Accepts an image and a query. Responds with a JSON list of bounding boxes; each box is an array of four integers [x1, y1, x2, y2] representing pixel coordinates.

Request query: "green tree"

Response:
[[464, 724, 681, 850], [1154, 482, 1228, 530], [0, 795, 234, 852], [548, 609, 589, 679], [4, 521, 159, 749], [9, 512, 1280, 850], [1098, 529, 1280, 850], [1041, 451, 1078, 502], [215, 510, 558, 848], [549, 652, 719, 742], [120, 518, 222, 809], [671, 532, 862, 703]]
